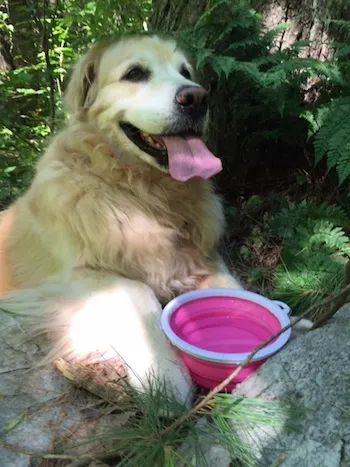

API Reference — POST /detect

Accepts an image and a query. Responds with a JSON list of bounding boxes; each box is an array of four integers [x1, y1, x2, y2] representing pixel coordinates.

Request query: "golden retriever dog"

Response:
[[0, 35, 243, 404]]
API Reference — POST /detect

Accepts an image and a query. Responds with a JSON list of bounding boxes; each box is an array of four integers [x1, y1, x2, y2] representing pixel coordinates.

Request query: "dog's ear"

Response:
[[63, 41, 110, 117]]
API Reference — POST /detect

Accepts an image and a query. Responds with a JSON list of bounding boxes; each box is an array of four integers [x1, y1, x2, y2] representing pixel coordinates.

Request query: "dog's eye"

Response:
[[122, 66, 150, 82], [180, 66, 191, 80]]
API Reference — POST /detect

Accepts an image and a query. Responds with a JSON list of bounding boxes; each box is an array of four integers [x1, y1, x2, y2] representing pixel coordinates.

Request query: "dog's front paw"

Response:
[[200, 273, 244, 290]]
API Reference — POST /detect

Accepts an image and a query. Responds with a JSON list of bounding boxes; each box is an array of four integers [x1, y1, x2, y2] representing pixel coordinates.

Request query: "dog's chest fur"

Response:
[[83, 171, 225, 300]]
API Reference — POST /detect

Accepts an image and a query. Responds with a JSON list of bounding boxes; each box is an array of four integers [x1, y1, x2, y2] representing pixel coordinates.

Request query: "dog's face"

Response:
[[64, 35, 222, 181]]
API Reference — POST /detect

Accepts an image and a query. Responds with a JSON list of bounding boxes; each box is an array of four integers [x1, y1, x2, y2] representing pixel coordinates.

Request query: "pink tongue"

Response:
[[159, 136, 222, 182]]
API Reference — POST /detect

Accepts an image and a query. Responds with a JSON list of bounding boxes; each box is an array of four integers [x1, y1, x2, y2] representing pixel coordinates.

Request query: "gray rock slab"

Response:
[[176, 419, 232, 467], [0, 309, 140, 467], [234, 305, 350, 467], [0, 310, 90, 466]]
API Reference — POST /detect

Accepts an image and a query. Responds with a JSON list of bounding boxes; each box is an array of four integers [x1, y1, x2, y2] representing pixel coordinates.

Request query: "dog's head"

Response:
[[64, 35, 222, 181]]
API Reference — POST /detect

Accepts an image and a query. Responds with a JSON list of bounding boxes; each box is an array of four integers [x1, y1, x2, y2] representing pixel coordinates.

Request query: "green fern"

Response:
[[269, 201, 350, 313], [272, 253, 345, 312], [314, 98, 350, 185], [334, 42, 350, 59], [306, 220, 350, 253], [270, 200, 350, 237], [301, 107, 333, 140]]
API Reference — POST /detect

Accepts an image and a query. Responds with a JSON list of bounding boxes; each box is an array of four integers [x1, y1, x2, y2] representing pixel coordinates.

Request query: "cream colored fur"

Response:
[[0, 35, 242, 403]]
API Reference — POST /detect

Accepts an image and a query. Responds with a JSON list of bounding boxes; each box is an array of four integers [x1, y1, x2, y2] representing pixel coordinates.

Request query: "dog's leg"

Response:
[[0, 273, 193, 404], [199, 254, 244, 290]]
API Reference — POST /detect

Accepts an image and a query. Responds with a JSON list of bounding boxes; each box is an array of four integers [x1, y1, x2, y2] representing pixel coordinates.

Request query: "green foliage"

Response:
[[299, 19, 350, 189], [0, 0, 150, 208], [174, 0, 343, 181], [270, 200, 350, 237], [231, 197, 350, 314], [60, 378, 303, 466], [313, 98, 350, 186], [2, 0, 350, 201], [181, 0, 312, 108], [270, 201, 349, 313]]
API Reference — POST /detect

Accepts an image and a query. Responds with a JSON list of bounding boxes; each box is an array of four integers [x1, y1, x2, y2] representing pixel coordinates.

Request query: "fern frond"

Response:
[[300, 107, 330, 139], [271, 200, 350, 236], [314, 98, 350, 172], [263, 21, 290, 46], [226, 38, 262, 52], [328, 19, 350, 29], [272, 254, 345, 313], [304, 219, 350, 254], [335, 138, 350, 184], [269, 200, 350, 313], [209, 56, 261, 81], [334, 43, 350, 59]]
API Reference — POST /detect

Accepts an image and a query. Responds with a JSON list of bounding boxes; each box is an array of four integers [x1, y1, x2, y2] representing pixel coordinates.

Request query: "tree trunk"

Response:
[[0, 3, 14, 71], [255, 0, 333, 60], [0, 35, 14, 71], [7, 0, 39, 66], [151, 0, 207, 32], [254, 0, 350, 57]]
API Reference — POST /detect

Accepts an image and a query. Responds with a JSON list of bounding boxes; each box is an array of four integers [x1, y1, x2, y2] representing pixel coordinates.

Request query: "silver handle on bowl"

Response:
[[272, 300, 291, 315]]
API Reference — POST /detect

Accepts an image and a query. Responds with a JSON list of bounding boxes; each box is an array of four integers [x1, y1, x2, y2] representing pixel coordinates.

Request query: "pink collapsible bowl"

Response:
[[161, 289, 291, 391]]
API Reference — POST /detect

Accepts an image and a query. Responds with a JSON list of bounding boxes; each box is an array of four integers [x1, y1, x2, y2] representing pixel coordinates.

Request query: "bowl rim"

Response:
[[161, 288, 291, 363]]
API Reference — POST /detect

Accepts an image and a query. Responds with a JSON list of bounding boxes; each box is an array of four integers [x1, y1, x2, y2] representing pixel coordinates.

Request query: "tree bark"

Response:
[[0, 3, 15, 72], [254, 0, 350, 57], [255, 0, 333, 60], [7, 0, 40, 66], [0, 35, 14, 71], [151, 0, 207, 32]]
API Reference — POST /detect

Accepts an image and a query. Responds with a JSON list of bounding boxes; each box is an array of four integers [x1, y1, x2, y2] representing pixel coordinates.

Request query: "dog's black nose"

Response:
[[175, 86, 209, 114]]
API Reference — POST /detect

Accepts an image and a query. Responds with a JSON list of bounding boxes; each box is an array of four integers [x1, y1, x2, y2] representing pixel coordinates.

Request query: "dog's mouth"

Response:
[[120, 122, 222, 182], [120, 123, 168, 167]]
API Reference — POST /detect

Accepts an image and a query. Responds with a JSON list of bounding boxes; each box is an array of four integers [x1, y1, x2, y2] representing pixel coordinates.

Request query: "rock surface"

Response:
[[0, 310, 81, 466], [234, 305, 350, 467], [0, 310, 129, 467]]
